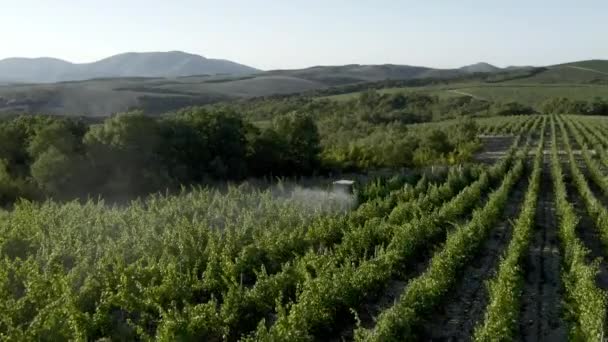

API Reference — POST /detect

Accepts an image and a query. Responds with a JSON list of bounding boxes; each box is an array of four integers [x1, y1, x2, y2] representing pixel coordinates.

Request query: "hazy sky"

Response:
[[1, 0, 607, 70]]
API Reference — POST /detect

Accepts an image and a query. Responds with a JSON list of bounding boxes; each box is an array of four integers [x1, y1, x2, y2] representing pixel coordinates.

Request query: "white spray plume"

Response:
[[269, 182, 357, 215]]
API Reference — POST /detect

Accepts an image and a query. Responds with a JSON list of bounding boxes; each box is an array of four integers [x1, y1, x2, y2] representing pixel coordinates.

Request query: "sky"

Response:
[[1, 0, 607, 70]]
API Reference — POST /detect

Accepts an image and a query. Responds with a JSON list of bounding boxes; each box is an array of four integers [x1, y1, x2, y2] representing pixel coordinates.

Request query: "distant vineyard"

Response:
[[4, 114, 608, 340]]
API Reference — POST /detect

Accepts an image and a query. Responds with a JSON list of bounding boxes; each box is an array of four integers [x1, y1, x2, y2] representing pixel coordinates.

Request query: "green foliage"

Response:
[[272, 112, 321, 174], [0, 184, 362, 340], [253, 141, 521, 341], [452, 116, 479, 145], [548, 115, 607, 340], [355, 151, 525, 341], [27, 120, 83, 158], [161, 107, 250, 180], [0, 159, 21, 204], [492, 101, 536, 116], [0, 101, 487, 203], [84, 112, 169, 197], [30, 147, 75, 196], [9, 114, 608, 340], [541, 97, 608, 115], [473, 117, 545, 341]]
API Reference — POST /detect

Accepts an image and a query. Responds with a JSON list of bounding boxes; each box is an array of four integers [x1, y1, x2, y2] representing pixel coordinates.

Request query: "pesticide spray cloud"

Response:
[[275, 184, 357, 215]]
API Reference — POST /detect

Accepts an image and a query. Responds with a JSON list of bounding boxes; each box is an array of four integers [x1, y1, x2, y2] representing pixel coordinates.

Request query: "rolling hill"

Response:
[[0, 57, 607, 116], [459, 62, 502, 74], [0, 51, 259, 83], [0, 60, 494, 116], [560, 59, 608, 74], [500, 61, 608, 84], [265, 64, 461, 84], [317, 60, 608, 106]]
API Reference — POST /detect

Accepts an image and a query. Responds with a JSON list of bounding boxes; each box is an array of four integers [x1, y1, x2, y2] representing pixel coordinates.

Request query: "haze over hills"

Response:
[[0, 55, 606, 116], [0, 51, 531, 85], [459, 62, 502, 74], [0, 51, 260, 83], [265, 64, 461, 85]]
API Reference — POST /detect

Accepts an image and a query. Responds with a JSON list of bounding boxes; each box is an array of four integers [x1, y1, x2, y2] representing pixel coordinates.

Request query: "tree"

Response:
[[452, 117, 479, 146], [160, 107, 249, 181], [422, 129, 452, 154], [30, 147, 74, 196], [358, 89, 382, 110], [84, 112, 166, 196], [586, 98, 608, 115], [273, 112, 321, 174], [493, 102, 535, 116], [413, 146, 439, 166], [28, 121, 80, 158], [85, 112, 160, 156], [247, 128, 288, 176], [0, 158, 16, 204], [0, 122, 29, 177]]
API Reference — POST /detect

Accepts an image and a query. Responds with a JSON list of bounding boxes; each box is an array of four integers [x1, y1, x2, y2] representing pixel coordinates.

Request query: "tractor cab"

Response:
[[332, 179, 356, 194]]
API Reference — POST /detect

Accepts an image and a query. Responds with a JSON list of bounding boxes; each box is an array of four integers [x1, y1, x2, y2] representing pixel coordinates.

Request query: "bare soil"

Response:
[[335, 166, 507, 341], [332, 121, 608, 342], [417, 168, 528, 341], [474, 135, 516, 164], [519, 152, 566, 341], [563, 158, 608, 291]]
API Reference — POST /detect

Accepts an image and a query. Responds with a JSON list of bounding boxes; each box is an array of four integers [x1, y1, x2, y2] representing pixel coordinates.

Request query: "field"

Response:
[[320, 82, 608, 107], [2, 60, 608, 116], [4, 114, 608, 340], [319, 62, 608, 108]]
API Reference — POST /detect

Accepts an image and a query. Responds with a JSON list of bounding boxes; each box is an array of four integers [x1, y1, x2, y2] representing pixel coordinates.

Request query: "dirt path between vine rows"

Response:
[[519, 152, 566, 341], [333, 165, 512, 341], [564, 157, 608, 295], [417, 170, 529, 340]]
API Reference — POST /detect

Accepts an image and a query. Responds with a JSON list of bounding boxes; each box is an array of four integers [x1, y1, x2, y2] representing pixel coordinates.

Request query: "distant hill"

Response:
[[268, 64, 433, 84], [0, 51, 260, 83], [459, 62, 501, 73], [266, 64, 467, 85], [560, 59, 608, 74], [553, 59, 608, 80], [1, 58, 607, 116], [503, 59, 608, 84], [0, 57, 75, 83]]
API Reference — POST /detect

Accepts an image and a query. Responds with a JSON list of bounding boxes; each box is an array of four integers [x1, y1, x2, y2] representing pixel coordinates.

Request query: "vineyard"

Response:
[[4, 114, 608, 341]]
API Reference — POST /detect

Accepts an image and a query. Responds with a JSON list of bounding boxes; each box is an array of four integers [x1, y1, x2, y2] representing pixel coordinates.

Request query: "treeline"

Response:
[[295, 67, 546, 98], [221, 89, 534, 124], [0, 102, 480, 204], [314, 91, 485, 169], [321, 119, 480, 170], [0, 110, 322, 203], [541, 97, 608, 115], [210, 90, 493, 169]]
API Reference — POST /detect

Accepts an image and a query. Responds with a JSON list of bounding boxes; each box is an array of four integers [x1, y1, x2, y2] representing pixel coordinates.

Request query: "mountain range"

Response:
[[0, 51, 606, 117], [0, 51, 526, 84], [0, 51, 259, 83]]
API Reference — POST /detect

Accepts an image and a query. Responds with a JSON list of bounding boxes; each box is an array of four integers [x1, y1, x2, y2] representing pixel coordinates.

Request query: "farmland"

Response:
[[2, 59, 608, 116], [3, 114, 608, 340], [320, 83, 608, 107], [318, 62, 608, 108]]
